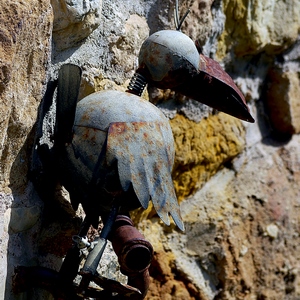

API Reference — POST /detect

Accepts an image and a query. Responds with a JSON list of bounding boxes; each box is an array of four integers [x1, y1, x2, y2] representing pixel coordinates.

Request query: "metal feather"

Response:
[[106, 121, 184, 231]]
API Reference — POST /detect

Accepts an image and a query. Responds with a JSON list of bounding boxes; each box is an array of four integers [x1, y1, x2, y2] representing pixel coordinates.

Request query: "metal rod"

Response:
[[177, 8, 190, 30], [174, 0, 190, 31], [58, 215, 92, 283], [100, 205, 119, 239], [80, 238, 107, 276], [174, 0, 180, 30], [78, 205, 119, 296]]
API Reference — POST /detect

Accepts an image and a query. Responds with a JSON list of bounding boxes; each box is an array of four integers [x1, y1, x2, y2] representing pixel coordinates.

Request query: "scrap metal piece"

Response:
[[78, 204, 119, 296], [110, 215, 152, 299], [198, 53, 246, 104], [58, 215, 92, 285], [126, 269, 150, 300], [127, 72, 147, 96], [72, 235, 95, 250], [92, 273, 142, 297], [55, 64, 82, 146], [13, 265, 141, 299], [80, 238, 107, 276], [80, 204, 118, 277]]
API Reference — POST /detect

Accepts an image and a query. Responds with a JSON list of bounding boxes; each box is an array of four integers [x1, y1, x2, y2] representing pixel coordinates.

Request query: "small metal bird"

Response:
[[135, 0, 254, 123]]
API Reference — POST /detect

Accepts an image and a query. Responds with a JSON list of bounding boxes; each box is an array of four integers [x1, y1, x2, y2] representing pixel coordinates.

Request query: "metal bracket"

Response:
[[13, 214, 152, 299]]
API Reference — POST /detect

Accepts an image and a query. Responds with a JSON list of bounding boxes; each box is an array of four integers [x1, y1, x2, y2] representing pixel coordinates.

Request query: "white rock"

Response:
[[265, 224, 279, 239]]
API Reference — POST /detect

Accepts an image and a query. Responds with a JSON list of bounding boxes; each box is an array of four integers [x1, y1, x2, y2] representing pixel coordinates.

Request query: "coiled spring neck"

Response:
[[127, 72, 147, 96]]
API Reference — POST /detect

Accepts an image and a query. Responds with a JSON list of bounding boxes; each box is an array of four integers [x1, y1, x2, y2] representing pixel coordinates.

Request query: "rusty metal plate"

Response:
[[106, 121, 184, 231], [174, 54, 255, 123], [62, 90, 185, 230], [198, 54, 246, 107]]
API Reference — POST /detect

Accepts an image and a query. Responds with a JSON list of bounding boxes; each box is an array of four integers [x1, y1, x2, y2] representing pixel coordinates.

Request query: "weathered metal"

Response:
[[126, 269, 150, 300], [138, 30, 199, 89], [55, 64, 82, 146], [137, 29, 254, 123], [61, 90, 184, 231], [20, 65, 183, 298], [14, 214, 149, 298], [77, 204, 119, 295], [75, 214, 152, 299], [110, 215, 153, 274], [58, 215, 92, 285], [198, 53, 246, 104], [127, 72, 147, 96], [92, 272, 142, 297], [174, 53, 255, 123], [110, 215, 152, 299]]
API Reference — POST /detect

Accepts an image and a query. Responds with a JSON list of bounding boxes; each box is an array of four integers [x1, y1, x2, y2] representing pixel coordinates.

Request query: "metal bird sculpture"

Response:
[[52, 64, 184, 298], [133, 1, 255, 123], [18, 2, 255, 298]]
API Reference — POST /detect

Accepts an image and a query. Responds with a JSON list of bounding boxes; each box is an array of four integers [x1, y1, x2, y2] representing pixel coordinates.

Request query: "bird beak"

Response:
[[174, 54, 255, 123]]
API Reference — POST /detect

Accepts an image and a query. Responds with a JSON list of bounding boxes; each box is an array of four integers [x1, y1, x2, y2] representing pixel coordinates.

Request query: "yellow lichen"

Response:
[[171, 112, 245, 202], [216, 0, 249, 59], [217, 0, 300, 59]]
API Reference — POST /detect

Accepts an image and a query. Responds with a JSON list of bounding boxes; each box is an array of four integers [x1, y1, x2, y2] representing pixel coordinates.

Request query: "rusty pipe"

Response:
[[110, 215, 153, 274], [109, 215, 153, 298]]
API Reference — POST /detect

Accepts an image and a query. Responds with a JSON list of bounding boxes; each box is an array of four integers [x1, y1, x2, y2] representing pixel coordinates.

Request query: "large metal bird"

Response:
[[55, 65, 184, 232]]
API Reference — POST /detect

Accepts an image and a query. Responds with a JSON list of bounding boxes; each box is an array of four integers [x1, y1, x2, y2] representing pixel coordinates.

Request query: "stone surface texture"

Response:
[[266, 63, 300, 135], [51, 0, 102, 50], [0, 0, 300, 299], [217, 0, 300, 57]]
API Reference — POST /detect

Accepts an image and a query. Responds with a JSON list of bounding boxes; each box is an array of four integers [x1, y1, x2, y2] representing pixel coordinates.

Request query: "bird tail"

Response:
[[106, 121, 184, 231]]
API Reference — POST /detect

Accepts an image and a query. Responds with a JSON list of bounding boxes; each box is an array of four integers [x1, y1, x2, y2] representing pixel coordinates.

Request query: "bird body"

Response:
[[60, 90, 184, 231]]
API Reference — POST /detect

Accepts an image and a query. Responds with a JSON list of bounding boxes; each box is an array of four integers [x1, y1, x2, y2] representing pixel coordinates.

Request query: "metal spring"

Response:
[[127, 72, 147, 96]]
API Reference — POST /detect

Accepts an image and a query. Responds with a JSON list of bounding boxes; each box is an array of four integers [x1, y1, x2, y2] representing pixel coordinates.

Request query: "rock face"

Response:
[[218, 0, 300, 57], [51, 0, 102, 50], [0, 1, 53, 299], [171, 113, 245, 201], [266, 66, 300, 135], [142, 136, 300, 299], [0, 1, 52, 193], [1, 0, 300, 299]]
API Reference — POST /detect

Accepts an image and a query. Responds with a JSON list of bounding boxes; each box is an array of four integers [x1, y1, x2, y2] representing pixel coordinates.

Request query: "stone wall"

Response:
[[1, 0, 300, 299]]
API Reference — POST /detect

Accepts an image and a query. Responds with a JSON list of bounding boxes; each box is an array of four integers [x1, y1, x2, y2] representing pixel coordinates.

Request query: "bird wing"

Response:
[[106, 121, 184, 231]]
